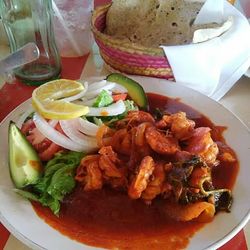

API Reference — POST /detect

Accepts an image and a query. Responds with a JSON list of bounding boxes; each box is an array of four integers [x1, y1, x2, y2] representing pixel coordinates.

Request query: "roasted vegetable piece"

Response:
[[208, 189, 233, 212]]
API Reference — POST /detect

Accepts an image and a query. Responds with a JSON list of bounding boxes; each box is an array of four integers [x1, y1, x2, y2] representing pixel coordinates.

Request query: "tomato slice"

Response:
[[112, 93, 127, 102], [21, 119, 36, 135], [39, 142, 62, 162], [21, 119, 63, 161]]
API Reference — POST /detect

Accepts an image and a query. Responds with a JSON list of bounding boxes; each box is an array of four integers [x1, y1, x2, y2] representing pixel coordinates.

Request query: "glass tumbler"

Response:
[[52, 0, 94, 57], [0, 0, 61, 85]]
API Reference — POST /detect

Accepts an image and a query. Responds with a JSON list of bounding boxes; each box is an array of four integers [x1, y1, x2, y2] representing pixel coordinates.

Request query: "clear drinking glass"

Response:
[[52, 0, 94, 57], [0, 0, 61, 85]]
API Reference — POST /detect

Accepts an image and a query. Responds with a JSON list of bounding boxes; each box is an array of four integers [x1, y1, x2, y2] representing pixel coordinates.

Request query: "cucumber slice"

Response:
[[8, 121, 42, 188], [106, 73, 148, 110]]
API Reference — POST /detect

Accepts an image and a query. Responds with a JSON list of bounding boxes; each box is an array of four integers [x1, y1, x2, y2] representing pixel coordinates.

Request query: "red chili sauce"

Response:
[[32, 93, 239, 250]]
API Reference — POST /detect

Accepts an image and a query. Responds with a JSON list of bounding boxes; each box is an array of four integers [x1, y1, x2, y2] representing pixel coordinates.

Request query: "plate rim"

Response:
[[0, 81, 250, 250]]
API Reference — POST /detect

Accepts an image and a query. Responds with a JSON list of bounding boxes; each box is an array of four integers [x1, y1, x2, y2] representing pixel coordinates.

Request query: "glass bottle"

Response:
[[0, 0, 61, 85]]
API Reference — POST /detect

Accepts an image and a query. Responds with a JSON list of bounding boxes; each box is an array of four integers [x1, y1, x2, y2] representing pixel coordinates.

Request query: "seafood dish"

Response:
[[6, 74, 238, 249]]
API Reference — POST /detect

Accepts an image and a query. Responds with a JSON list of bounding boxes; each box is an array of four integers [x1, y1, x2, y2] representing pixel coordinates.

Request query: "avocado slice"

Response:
[[8, 121, 42, 188], [106, 73, 148, 110]]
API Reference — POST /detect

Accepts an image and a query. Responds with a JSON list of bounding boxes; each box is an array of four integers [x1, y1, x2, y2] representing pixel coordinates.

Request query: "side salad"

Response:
[[9, 73, 147, 215]]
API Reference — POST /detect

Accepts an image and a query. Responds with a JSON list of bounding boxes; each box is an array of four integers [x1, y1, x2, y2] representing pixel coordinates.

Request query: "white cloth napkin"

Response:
[[161, 0, 250, 101]]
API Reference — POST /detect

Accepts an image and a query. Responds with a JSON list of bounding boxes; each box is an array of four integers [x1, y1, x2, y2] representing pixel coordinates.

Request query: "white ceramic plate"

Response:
[[245, 67, 250, 78], [0, 78, 250, 250]]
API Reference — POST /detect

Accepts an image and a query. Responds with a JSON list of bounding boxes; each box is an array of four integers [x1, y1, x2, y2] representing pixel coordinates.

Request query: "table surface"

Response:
[[0, 0, 250, 249]]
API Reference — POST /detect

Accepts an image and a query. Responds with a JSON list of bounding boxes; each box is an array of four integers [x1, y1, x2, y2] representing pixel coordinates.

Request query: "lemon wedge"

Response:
[[32, 79, 89, 120]]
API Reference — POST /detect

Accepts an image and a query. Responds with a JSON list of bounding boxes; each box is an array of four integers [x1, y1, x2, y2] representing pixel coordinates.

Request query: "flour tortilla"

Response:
[[105, 0, 208, 47]]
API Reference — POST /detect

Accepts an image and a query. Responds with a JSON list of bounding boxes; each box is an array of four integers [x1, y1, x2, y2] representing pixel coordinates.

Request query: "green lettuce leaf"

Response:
[[124, 100, 138, 112], [16, 151, 84, 215], [93, 90, 113, 107], [47, 165, 76, 201]]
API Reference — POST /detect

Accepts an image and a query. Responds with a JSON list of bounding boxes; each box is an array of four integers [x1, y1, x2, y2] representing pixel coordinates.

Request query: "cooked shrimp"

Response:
[[128, 156, 155, 199], [185, 127, 219, 165], [128, 111, 155, 127], [108, 167, 128, 189], [75, 155, 100, 182], [75, 155, 103, 190], [112, 128, 132, 155], [116, 111, 155, 128], [185, 127, 211, 153], [189, 166, 211, 188], [96, 125, 115, 147], [121, 133, 132, 155], [99, 146, 122, 178], [126, 124, 152, 166], [201, 142, 219, 166], [127, 127, 138, 170], [84, 160, 103, 191], [127, 126, 152, 170], [156, 112, 195, 140], [99, 146, 120, 163], [134, 122, 152, 146], [142, 162, 165, 203], [145, 126, 180, 155], [99, 156, 122, 178], [170, 112, 195, 140], [155, 116, 170, 129]]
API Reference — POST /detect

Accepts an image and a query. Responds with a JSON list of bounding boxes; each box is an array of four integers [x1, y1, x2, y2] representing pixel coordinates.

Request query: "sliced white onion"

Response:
[[110, 83, 127, 93], [80, 97, 97, 106], [88, 79, 127, 93], [77, 118, 99, 136], [16, 105, 34, 128], [72, 100, 87, 105], [48, 119, 58, 127], [33, 113, 84, 152], [59, 120, 98, 149], [87, 80, 108, 91], [85, 82, 116, 98], [86, 100, 126, 117], [61, 81, 88, 102]]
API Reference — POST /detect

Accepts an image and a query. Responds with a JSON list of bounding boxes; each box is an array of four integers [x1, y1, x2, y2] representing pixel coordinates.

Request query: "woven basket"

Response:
[[91, 4, 174, 80]]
